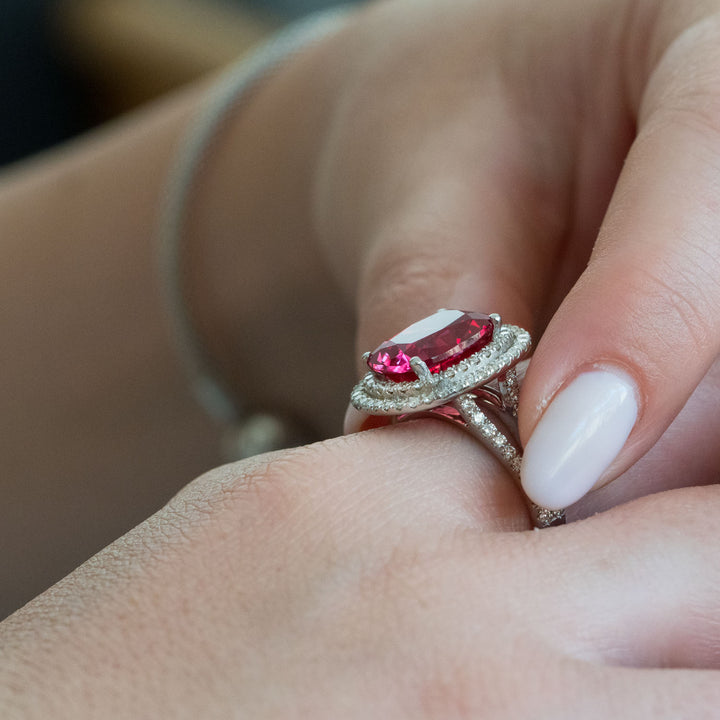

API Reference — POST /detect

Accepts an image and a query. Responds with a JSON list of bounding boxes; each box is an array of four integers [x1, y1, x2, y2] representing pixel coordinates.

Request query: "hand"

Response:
[[309, 0, 720, 512], [2, 424, 719, 717]]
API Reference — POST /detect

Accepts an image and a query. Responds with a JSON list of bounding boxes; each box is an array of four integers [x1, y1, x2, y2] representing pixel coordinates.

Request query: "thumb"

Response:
[[519, 18, 720, 510]]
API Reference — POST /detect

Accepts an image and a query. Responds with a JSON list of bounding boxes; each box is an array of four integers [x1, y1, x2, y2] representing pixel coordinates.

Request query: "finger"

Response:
[[0, 426, 530, 718], [569, 359, 720, 519], [312, 5, 572, 378], [339, 139, 558, 436], [520, 14, 720, 510], [530, 486, 720, 670], [334, 76, 565, 437], [269, 421, 532, 537]]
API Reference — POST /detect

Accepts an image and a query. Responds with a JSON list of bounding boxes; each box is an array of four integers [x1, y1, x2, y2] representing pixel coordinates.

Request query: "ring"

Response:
[[350, 309, 566, 528]]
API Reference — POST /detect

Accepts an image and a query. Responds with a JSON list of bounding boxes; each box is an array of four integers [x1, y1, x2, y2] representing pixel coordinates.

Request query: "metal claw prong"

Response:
[[410, 356, 432, 382], [489, 313, 501, 327], [362, 351, 371, 363]]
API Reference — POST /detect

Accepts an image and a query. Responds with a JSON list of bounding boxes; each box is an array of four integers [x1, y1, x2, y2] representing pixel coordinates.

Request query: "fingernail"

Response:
[[521, 369, 638, 509]]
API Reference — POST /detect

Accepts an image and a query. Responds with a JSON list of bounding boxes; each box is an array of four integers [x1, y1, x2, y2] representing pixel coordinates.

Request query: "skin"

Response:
[[312, 0, 720, 499], [1, 0, 720, 713], [0, 92, 224, 616], [2, 424, 720, 717], [0, 36, 357, 614]]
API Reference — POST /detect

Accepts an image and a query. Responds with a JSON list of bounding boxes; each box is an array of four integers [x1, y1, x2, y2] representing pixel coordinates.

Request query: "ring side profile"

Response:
[[350, 310, 566, 528]]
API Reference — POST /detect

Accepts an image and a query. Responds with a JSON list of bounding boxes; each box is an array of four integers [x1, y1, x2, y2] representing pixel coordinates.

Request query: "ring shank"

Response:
[[453, 393, 566, 528]]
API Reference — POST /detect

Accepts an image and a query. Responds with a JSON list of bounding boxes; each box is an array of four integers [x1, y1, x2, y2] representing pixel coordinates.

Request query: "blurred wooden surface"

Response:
[[54, 0, 280, 116]]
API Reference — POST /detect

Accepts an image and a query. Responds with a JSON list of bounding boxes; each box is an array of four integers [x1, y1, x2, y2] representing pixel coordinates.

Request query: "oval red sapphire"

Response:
[[367, 310, 495, 382]]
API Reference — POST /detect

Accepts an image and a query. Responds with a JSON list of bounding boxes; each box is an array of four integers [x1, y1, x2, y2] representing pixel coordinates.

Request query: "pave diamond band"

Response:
[[452, 393, 566, 528], [350, 310, 566, 529]]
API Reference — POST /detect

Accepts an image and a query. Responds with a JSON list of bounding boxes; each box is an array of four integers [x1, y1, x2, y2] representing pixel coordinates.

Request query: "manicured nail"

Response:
[[521, 369, 638, 510]]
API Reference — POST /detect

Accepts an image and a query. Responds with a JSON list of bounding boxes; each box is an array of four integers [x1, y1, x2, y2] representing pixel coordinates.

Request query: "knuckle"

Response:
[[359, 233, 471, 349], [364, 233, 464, 306], [160, 445, 335, 545]]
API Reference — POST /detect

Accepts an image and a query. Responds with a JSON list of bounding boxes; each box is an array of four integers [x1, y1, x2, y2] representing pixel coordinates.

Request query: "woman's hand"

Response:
[[2, 424, 719, 717], [308, 0, 720, 512]]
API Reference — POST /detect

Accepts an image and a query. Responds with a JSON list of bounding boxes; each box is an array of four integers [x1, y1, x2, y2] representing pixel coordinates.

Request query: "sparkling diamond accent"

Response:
[[530, 505, 566, 528], [499, 368, 520, 417], [453, 393, 522, 478]]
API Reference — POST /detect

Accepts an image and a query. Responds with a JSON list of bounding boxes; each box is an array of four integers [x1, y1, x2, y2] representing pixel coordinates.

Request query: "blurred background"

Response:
[[0, 0, 360, 167], [0, 0, 364, 619]]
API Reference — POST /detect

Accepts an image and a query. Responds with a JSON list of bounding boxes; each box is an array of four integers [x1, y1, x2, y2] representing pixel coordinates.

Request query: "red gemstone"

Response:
[[367, 310, 495, 382]]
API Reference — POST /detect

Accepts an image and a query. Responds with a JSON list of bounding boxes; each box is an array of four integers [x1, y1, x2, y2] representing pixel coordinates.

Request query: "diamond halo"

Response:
[[351, 319, 531, 416]]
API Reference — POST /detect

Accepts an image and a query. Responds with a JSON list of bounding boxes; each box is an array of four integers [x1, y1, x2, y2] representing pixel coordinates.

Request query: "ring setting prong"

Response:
[[410, 356, 432, 382]]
